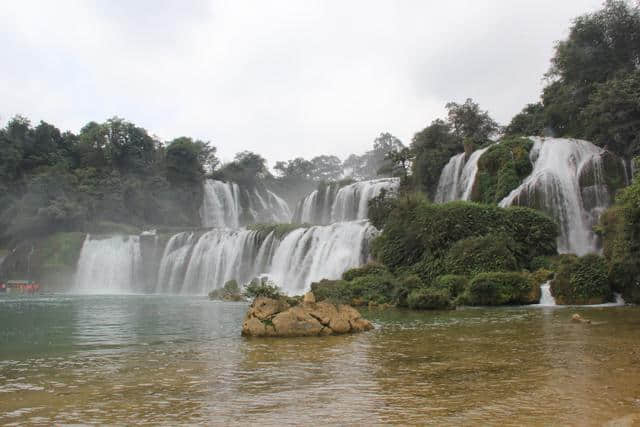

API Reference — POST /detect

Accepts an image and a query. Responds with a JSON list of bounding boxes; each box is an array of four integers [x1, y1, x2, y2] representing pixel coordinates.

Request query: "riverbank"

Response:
[[1, 294, 639, 424]]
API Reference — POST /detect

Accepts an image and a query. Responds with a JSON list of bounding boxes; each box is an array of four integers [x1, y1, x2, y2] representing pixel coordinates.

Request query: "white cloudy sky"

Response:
[[0, 0, 602, 166]]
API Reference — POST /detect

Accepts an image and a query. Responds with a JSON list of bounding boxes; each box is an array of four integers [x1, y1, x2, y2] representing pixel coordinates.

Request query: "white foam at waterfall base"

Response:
[[73, 235, 142, 294], [154, 220, 377, 295], [499, 137, 611, 255]]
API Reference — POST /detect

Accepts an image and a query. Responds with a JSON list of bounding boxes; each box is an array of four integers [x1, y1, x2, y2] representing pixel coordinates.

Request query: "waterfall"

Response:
[[499, 137, 614, 255], [292, 178, 400, 225], [537, 281, 556, 306], [200, 179, 291, 227], [200, 180, 241, 228], [156, 220, 377, 295], [435, 146, 492, 203], [73, 235, 142, 294]]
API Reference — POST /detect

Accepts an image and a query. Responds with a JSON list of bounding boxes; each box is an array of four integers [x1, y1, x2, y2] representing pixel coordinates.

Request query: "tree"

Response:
[[505, 103, 546, 136], [274, 157, 314, 179], [310, 155, 342, 181], [385, 147, 414, 180], [165, 137, 213, 182], [582, 70, 640, 158], [410, 119, 463, 198], [445, 98, 500, 146]]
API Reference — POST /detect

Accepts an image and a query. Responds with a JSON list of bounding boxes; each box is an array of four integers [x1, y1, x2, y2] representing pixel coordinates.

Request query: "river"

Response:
[[1, 294, 639, 425]]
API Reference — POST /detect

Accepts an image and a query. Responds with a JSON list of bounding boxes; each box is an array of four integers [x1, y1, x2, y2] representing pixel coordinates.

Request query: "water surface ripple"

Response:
[[1, 295, 639, 425]]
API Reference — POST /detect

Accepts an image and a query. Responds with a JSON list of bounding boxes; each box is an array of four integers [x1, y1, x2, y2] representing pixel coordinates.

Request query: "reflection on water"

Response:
[[1, 295, 639, 425]]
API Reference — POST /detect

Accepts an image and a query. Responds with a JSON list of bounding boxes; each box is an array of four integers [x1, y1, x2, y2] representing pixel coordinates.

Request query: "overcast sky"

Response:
[[1, 0, 603, 166]]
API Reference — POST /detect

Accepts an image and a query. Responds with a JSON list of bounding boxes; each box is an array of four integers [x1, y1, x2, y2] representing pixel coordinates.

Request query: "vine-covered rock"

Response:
[[551, 254, 613, 305]]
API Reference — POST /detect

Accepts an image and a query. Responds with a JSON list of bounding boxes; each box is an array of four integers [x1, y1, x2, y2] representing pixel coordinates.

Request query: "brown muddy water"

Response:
[[1, 294, 639, 425]]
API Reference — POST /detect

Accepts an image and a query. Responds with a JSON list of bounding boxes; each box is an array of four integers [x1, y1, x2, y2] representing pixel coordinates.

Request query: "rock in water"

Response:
[[241, 293, 374, 337]]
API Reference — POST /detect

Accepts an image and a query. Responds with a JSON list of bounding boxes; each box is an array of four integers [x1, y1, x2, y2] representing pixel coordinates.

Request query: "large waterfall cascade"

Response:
[[292, 177, 400, 225], [499, 137, 621, 255], [74, 176, 388, 294], [74, 235, 142, 294]]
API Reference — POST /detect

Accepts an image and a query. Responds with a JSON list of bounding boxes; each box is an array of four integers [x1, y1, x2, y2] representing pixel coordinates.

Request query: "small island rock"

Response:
[[242, 293, 374, 337]]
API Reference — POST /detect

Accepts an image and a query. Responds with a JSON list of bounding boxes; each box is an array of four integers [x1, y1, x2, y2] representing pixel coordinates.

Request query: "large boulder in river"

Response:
[[241, 293, 374, 337]]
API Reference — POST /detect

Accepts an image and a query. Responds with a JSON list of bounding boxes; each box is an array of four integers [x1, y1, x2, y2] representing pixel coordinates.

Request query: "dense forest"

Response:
[[1, 1, 639, 304]]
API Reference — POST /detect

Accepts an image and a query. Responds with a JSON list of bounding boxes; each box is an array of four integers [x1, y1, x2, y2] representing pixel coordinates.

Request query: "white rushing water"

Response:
[[73, 235, 142, 294], [74, 221, 376, 295], [200, 179, 291, 227], [292, 178, 400, 225], [499, 137, 614, 255], [537, 281, 556, 306], [435, 146, 492, 203]]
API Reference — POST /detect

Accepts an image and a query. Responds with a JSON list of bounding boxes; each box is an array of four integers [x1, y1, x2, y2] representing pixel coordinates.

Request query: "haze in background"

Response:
[[0, 0, 602, 165]]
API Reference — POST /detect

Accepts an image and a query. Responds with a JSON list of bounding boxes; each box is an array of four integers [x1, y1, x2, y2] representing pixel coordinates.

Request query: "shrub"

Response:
[[342, 263, 389, 281], [209, 279, 244, 301], [243, 278, 282, 299], [551, 254, 612, 304], [371, 197, 557, 273], [311, 273, 397, 305], [600, 174, 640, 303], [393, 274, 424, 307], [431, 274, 468, 298], [407, 288, 453, 310], [464, 272, 537, 306], [443, 233, 519, 275]]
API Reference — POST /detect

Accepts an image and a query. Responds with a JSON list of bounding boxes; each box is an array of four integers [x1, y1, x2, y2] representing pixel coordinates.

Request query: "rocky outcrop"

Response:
[[241, 292, 374, 337]]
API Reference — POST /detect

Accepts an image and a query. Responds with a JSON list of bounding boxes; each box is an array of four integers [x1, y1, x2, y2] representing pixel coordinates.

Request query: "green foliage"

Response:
[[411, 119, 463, 198], [445, 98, 500, 147], [243, 278, 282, 299], [505, 103, 546, 136], [38, 232, 86, 271], [551, 254, 612, 304], [342, 263, 389, 281], [473, 137, 533, 204], [407, 288, 452, 310], [431, 275, 468, 298], [0, 116, 211, 245], [343, 132, 405, 180], [372, 196, 558, 279], [367, 188, 396, 229], [463, 272, 537, 306], [209, 279, 244, 301], [507, 1, 640, 157], [442, 233, 519, 276], [581, 70, 640, 158], [393, 274, 424, 308], [600, 172, 640, 303]]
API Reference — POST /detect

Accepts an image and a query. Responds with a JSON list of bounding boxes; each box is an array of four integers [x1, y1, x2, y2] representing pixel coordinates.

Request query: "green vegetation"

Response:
[[411, 99, 499, 199], [407, 288, 452, 310], [460, 272, 538, 306], [473, 137, 533, 204], [243, 278, 283, 300], [506, 1, 640, 159], [600, 160, 640, 303], [209, 280, 244, 302], [551, 254, 612, 305]]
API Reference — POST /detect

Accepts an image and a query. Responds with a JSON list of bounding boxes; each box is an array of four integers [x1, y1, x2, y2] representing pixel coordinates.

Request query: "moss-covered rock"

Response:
[[551, 254, 613, 305]]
